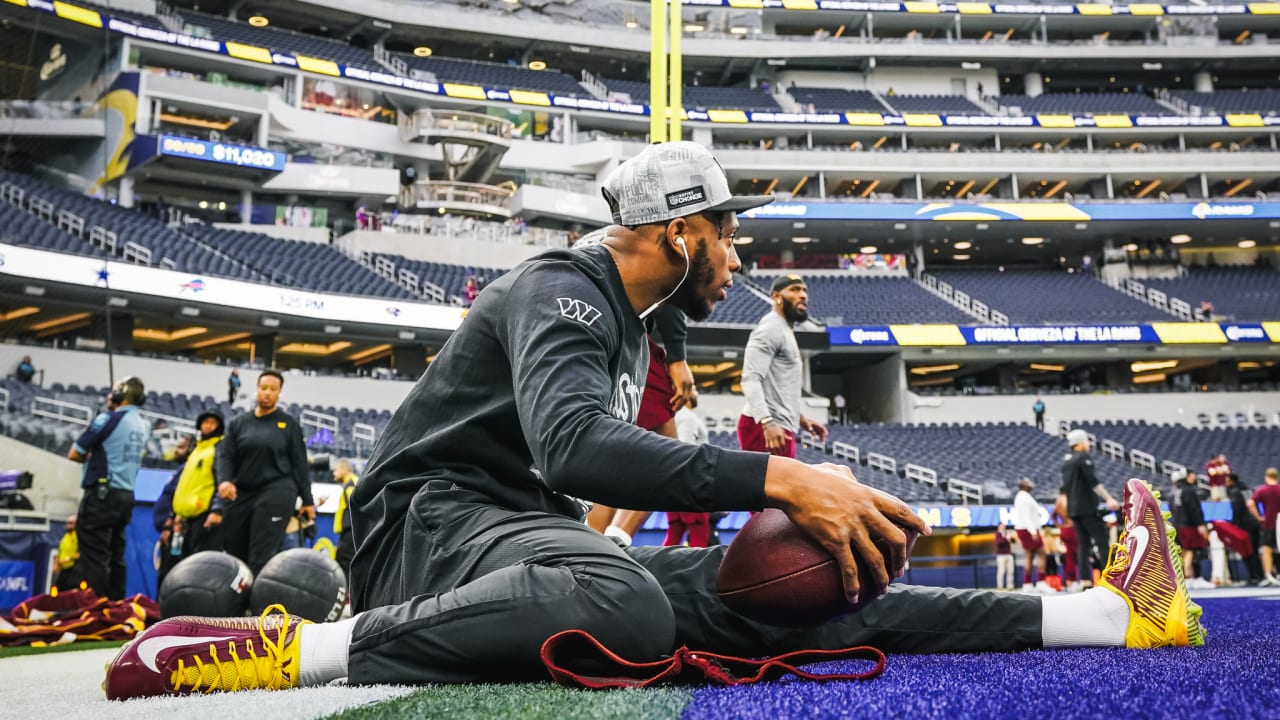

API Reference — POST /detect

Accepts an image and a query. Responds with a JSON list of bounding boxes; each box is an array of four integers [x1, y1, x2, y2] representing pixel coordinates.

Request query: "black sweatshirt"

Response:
[[1062, 450, 1100, 517], [214, 409, 313, 506], [353, 244, 768, 547]]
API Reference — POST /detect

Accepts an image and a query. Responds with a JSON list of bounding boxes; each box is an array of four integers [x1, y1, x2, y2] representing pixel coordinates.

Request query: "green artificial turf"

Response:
[[325, 683, 691, 720], [0, 639, 127, 659]]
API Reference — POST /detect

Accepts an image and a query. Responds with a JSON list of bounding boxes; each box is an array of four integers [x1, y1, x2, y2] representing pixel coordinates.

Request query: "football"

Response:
[[716, 508, 919, 626]]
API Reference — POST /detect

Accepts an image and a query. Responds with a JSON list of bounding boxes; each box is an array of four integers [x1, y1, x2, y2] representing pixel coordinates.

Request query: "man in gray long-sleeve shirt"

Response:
[[738, 274, 827, 458]]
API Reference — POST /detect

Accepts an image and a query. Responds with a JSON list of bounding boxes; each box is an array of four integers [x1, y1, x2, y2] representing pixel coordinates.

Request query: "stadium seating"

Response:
[[0, 200, 106, 258], [802, 276, 975, 325], [372, 254, 508, 305], [405, 55, 589, 97], [930, 269, 1176, 324], [604, 79, 779, 111], [995, 92, 1174, 116], [1172, 90, 1280, 115], [1069, 420, 1280, 491], [885, 94, 985, 116], [1137, 266, 1280, 322], [789, 87, 886, 113], [825, 422, 1160, 503]]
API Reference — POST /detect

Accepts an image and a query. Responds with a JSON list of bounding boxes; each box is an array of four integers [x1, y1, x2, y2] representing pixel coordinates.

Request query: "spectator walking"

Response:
[[1032, 397, 1046, 431], [67, 376, 148, 600], [738, 274, 827, 458], [1252, 468, 1280, 586], [994, 522, 1014, 590], [215, 370, 314, 575], [228, 369, 241, 405], [15, 355, 35, 384], [1204, 453, 1231, 501], [1062, 428, 1121, 589]]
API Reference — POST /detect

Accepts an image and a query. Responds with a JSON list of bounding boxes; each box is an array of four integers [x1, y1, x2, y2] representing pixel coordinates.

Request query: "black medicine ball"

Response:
[[250, 548, 347, 623], [160, 551, 254, 619]]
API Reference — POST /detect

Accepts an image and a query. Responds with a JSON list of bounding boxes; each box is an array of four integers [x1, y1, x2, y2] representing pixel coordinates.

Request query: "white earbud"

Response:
[[675, 236, 687, 256]]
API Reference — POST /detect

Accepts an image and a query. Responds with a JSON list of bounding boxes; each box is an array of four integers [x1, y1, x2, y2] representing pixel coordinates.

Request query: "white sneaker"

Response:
[[1021, 583, 1036, 593], [1065, 582, 1083, 593], [1186, 578, 1215, 590], [1259, 576, 1280, 588], [1035, 581, 1057, 594]]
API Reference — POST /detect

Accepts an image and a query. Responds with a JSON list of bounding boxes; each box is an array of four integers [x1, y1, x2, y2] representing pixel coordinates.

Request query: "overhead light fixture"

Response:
[[733, 236, 754, 245], [108, 296, 129, 308], [23, 285, 45, 297], [953, 254, 972, 260], [247, 15, 269, 27], [528, 60, 547, 70], [954, 241, 973, 250], [30, 312, 91, 331], [0, 307, 39, 321], [766, 58, 787, 66], [684, 23, 705, 32], [1171, 234, 1191, 244], [1029, 363, 1065, 372], [262, 317, 280, 328], [180, 306, 200, 317], [1131, 359, 1179, 373], [278, 341, 353, 355], [910, 363, 961, 376], [414, 46, 433, 57], [792, 237, 813, 244], [625, 20, 638, 28], [730, 26, 749, 34], [961, 61, 981, 70], [399, 330, 416, 340], [859, 245, 878, 254], [133, 326, 208, 342], [1238, 239, 1257, 248], [894, 223, 907, 230], [1124, 242, 1139, 251], [324, 324, 342, 334], [1075, 223, 1089, 230], [1022, 237, 1045, 245], [1133, 372, 1167, 385], [1142, 62, 1163, 70], [975, 223, 989, 230]]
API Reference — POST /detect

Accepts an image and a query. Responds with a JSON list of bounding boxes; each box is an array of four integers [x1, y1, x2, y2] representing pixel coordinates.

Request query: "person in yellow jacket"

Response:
[[332, 459, 359, 579], [55, 514, 80, 590], [167, 410, 226, 564]]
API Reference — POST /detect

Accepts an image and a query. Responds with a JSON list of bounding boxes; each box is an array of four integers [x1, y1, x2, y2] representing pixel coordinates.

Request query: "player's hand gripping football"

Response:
[[764, 458, 930, 605]]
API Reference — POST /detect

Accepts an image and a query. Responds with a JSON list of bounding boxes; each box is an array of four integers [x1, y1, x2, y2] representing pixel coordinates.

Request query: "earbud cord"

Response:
[[639, 239, 691, 321]]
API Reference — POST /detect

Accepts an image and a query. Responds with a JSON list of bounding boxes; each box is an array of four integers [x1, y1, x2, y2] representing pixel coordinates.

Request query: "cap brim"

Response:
[[710, 194, 774, 215]]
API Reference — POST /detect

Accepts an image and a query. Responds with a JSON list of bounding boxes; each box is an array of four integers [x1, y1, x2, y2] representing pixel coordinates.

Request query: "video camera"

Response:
[[0, 470, 34, 510]]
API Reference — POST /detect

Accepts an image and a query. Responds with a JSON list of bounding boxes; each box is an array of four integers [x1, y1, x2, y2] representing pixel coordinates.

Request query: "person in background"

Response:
[[333, 459, 360, 579], [1013, 478, 1052, 593], [994, 522, 1014, 590], [67, 376, 148, 600], [1172, 469, 1212, 589], [1225, 473, 1264, 585], [1062, 428, 1121, 590], [1251, 468, 1280, 586], [463, 276, 480, 307], [663, 407, 713, 549], [738, 274, 827, 459], [228, 369, 241, 406], [1052, 485, 1080, 592], [153, 434, 194, 590], [215, 369, 314, 575], [169, 411, 228, 560], [15, 355, 35, 384], [54, 515, 80, 591], [1204, 453, 1231, 501], [1032, 397, 1046, 431]]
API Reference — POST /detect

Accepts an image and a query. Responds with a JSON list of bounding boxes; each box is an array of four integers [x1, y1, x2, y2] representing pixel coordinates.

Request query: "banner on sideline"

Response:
[[829, 322, 1279, 346]]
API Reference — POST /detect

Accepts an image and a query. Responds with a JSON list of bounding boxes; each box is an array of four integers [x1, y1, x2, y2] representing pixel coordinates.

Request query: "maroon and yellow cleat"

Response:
[[1098, 479, 1206, 648], [104, 604, 308, 700]]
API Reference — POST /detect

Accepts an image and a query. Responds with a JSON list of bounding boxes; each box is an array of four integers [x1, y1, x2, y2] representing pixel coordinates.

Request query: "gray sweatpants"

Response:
[[347, 484, 1042, 684]]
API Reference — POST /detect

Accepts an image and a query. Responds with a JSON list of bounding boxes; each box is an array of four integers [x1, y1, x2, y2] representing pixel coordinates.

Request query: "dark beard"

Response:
[[782, 296, 808, 324], [673, 241, 717, 322]]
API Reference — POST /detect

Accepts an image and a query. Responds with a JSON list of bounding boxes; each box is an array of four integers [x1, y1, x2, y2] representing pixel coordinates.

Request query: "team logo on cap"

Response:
[[665, 185, 706, 211]]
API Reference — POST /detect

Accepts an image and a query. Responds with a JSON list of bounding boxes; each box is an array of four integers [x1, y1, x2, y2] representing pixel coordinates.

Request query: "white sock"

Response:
[[603, 525, 632, 547], [1040, 587, 1129, 648], [298, 616, 358, 686]]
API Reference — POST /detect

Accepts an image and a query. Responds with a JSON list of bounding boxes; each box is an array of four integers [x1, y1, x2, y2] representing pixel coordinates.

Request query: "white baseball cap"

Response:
[[601, 142, 773, 226], [1066, 429, 1090, 447]]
